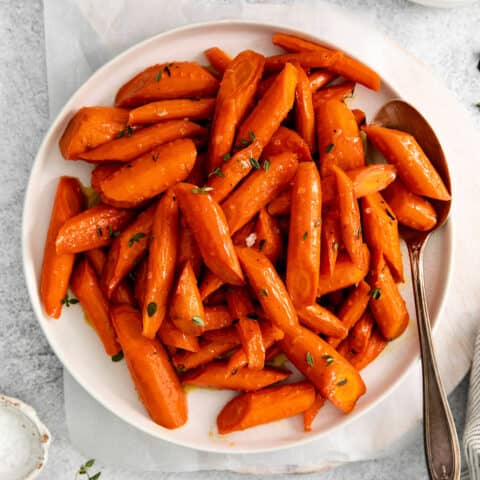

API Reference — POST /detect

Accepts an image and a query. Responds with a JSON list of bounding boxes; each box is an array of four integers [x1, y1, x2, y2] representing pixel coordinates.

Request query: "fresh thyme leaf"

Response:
[[128, 232, 146, 247], [258, 288, 269, 297], [85, 459, 95, 468], [222, 153, 231, 162], [107, 226, 120, 238], [249, 157, 260, 169], [147, 302, 157, 317], [322, 354, 334, 366], [61, 294, 78, 307], [155, 70, 162, 81], [306, 351, 314, 367], [90, 473, 101, 480], [191, 186, 214, 194], [116, 125, 134, 138], [192, 316, 205, 327], [249, 131, 256, 142], [337, 378, 348, 386], [208, 167, 224, 178], [369, 288, 381, 300], [164, 65, 172, 77], [357, 226, 362, 238], [325, 143, 334, 153], [303, 231, 309, 240], [263, 159, 270, 172], [111, 351, 124, 362], [240, 138, 251, 146]]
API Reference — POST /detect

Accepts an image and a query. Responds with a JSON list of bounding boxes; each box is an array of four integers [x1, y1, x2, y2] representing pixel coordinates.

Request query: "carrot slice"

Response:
[[254, 208, 283, 264], [303, 392, 325, 432], [320, 207, 341, 276], [173, 340, 239, 372], [362, 125, 450, 200], [297, 304, 347, 338], [60, 107, 129, 159], [204, 47, 232, 74], [286, 162, 322, 307], [263, 126, 312, 162], [293, 63, 315, 153], [111, 304, 187, 429], [40, 177, 84, 318], [226, 286, 256, 318], [142, 190, 178, 338], [203, 306, 234, 331], [55, 205, 135, 254], [217, 381, 315, 434], [115, 61, 219, 107], [312, 81, 355, 107], [264, 51, 342, 72], [91, 163, 123, 193], [350, 311, 374, 354], [158, 318, 200, 353], [177, 224, 202, 278], [309, 70, 337, 92]]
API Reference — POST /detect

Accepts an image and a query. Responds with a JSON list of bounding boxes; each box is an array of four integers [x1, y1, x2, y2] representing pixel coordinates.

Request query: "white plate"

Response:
[[22, 21, 453, 453]]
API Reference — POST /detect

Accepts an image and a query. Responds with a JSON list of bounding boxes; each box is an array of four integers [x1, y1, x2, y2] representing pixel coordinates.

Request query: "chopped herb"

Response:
[[385, 209, 395, 221], [177, 365, 186, 373], [357, 226, 362, 238], [111, 351, 124, 362], [147, 302, 157, 317], [315, 219, 322, 227], [258, 288, 269, 297], [152, 153, 159, 161], [303, 231, 309, 240], [258, 239, 266, 252], [246, 312, 259, 320], [192, 316, 205, 327], [116, 125, 134, 138], [164, 65, 172, 77], [231, 369, 238, 376], [155, 70, 163, 81], [191, 186, 214, 194], [369, 288, 381, 300], [477, 59, 480, 72], [90, 474, 101, 480], [476, 102, 480, 110], [249, 157, 260, 169], [263, 159, 270, 172], [337, 378, 348, 387], [249, 131, 256, 142], [306, 351, 314, 367], [128, 232, 146, 247], [96, 227, 103, 237], [61, 294, 78, 307], [208, 167, 224, 178], [325, 143, 335, 153], [77, 459, 102, 479], [85, 460, 95, 468], [322, 354, 334, 366], [222, 153, 231, 162], [333, 240, 339, 251], [240, 138, 251, 146], [108, 226, 120, 238]]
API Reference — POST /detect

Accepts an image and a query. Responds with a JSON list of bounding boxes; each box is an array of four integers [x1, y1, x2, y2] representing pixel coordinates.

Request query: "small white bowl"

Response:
[[0, 395, 51, 480]]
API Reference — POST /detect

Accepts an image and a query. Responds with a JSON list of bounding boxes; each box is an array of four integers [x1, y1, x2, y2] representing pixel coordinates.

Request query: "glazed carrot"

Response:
[[78, 120, 205, 162], [198, 270, 222, 301], [271, 32, 381, 91], [182, 362, 289, 391], [232, 219, 256, 246], [158, 318, 200, 353], [264, 51, 342, 73], [361, 192, 403, 282], [85, 248, 107, 275], [267, 188, 291, 216], [263, 126, 312, 162], [328, 280, 371, 348], [142, 190, 178, 338], [303, 392, 325, 432], [317, 244, 370, 296], [286, 162, 322, 307], [293, 63, 315, 152], [208, 50, 265, 170], [352, 109, 366, 127], [317, 99, 364, 176], [309, 70, 336, 92], [110, 304, 187, 429], [203, 306, 234, 331], [297, 304, 347, 338], [133, 258, 148, 308], [369, 251, 409, 340], [350, 311, 374, 354], [91, 163, 123, 193], [362, 125, 450, 200], [235, 316, 265, 370], [170, 261, 205, 336], [174, 183, 244, 285], [177, 224, 202, 278], [280, 325, 366, 413], [204, 47, 232, 74], [333, 165, 363, 267], [254, 208, 283, 264], [350, 328, 388, 370], [320, 207, 341, 276], [312, 81, 355, 107], [60, 107, 129, 159], [115, 61, 219, 107], [217, 381, 315, 434], [203, 326, 240, 344], [226, 286, 256, 318], [383, 179, 437, 231], [55, 205, 135, 254], [235, 247, 299, 334], [99, 138, 197, 206], [222, 152, 298, 234], [101, 203, 155, 298], [128, 98, 215, 125], [70, 258, 120, 356], [40, 177, 84, 318]]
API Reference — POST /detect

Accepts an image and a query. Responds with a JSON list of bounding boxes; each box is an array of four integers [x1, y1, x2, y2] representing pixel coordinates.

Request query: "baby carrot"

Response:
[[309, 70, 337, 91], [297, 304, 347, 338], [312, 81, 355, 107], [254, 208, 283, 264], [350, 311, 374, 354], [177, 224, 202, 278], [263, 126, 312, 162], [204, 47, 232, 74], [264, 51, 342, 72], [158, 318, 200, 353], [320, 206, 341, 276], [173, 340, 239, 372], [91, 162, 122, 192], [267, 188, 291, 216], [203, 306, 234, 331], [293, 63, 315, 152], [303, 392, 325, 432]]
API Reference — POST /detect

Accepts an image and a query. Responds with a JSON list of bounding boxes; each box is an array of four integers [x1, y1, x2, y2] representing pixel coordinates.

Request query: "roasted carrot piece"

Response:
[[267, 188, 291, 216], [110, 304, 187, 429], [235, 247, 299, 335], [293, 63, 315, 153], [222, 152, 298, 235], [142, 190, 178, 338], [383, 179, 437, 232], [101, 203, 155, 298], [99, 138, 197, 206], [208, 50, 265, 170], [286, 162, 322, 307], [70, 258, 120, 356], [78, 120, 205, 163], [317, 244, 370, 296], [182, 362, 289, 391], [226, 286, 256, 317], [174, 182, 244, 285], [280, 325, 366, 413], [217, 381, 315, 434], [328, 280, 371, 348], [158, 318, 200, 353], [264, 51, 342, 73], [199, 270, 224, 301], [170, 262, 205, 336], [350, 328, 388, 370], [91, 163, 123, 193], [203, 326, 240, 344], [320, 207, 341, 276], [369, 251, 409, 340], [303, 392, 325, 432], [263, 126, 312, 162], [362, 125, 450, 200], [317, 99, 364, 176], [133, 257, 148, 308], [232, 219, 257, 246], [204, 47, 232, 74], [350, 311, 374, 354], [352, 109, 366, 127], [361, 192, 403, 282], [40, 177, 84, 318], [55, 205, 135, 254], [333, 165, 363, 267], [254, 208, 283, 264], [309, 70, 336, 92], [203, 306, 234, 331], [236, 316, 265, 370], [271, 32, 381, 91], [312, 81, 355, 107], [128, 98, 215, 125], [297, 304, 347, 338], [115, 61, 219, 107], [177, 224, 202, 278], [60, 107, 129, 160]]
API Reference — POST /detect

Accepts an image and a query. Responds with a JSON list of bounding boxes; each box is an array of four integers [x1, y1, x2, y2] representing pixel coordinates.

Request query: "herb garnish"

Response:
[[306, 351, 314, 367], [191, 186, 214, 194], [155, 71, 162, 82], [209, 167, 224, 178], [249, 157, 260, 169], [116, 125, 134, 138], [337, 378, 348, 387], [325, 143, 334, 153], [249, 131, 256, 142], [263, 159, 270, 172], [258, 288, 269, 297], [303, 231, 309, 240], [61, 294, 78, 307], [223, 153, 231, 162], [77, 458, 101, 479], [322, 354, 334, 366], [192, 316, 205, 327], [369, 288, 381, 300], [128, 232, 146, 247], [164, 65, 172, 77], [108, 226, 120, 238], [147, 302, 157, 317], [357, 226, 362, 238], [111, 351, 124, 362]]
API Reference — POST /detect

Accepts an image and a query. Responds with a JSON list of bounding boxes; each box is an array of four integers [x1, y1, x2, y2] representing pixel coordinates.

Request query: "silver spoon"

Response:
[[373, 100, 460, 480]]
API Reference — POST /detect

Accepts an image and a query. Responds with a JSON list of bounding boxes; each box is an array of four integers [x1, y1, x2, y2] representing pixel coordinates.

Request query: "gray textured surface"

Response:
[[0, 0, 477, 478]]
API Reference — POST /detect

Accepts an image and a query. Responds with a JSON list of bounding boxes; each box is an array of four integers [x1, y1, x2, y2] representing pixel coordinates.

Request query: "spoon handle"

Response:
[[408, 242, 461, 480]]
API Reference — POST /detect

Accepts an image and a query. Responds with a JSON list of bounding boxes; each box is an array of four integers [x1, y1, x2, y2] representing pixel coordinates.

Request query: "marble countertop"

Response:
[[1, 0, 478, 478]]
